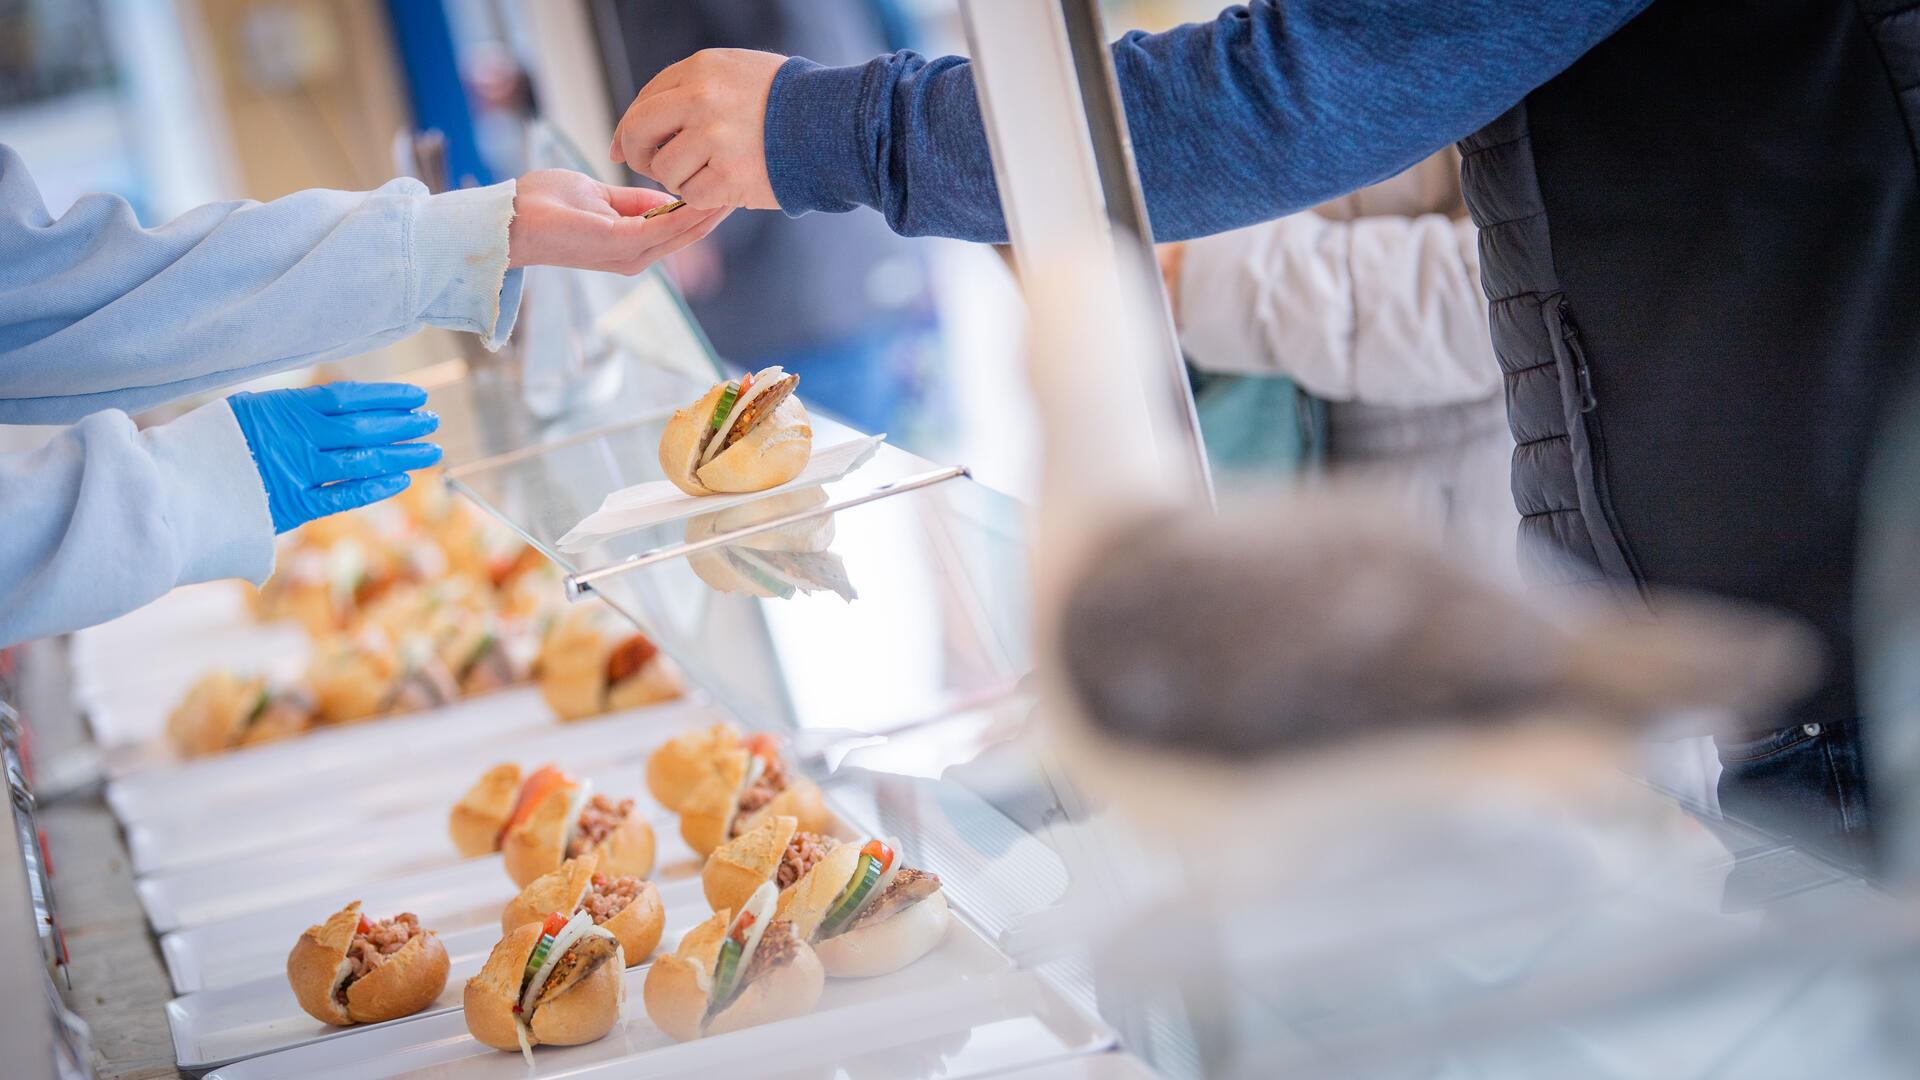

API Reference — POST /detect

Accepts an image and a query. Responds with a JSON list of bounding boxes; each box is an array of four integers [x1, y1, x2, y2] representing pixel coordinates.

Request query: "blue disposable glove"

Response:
[[227, 382, 443, 534]]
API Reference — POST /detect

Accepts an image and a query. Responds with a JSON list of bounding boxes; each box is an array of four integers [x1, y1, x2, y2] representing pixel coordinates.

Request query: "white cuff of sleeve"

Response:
[[149, 400, 277, 587], [411, 179, 524, 350]]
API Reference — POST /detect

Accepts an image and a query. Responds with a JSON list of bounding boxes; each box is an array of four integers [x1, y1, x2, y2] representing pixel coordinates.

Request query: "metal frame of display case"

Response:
[[0, 687, 90, 1080]]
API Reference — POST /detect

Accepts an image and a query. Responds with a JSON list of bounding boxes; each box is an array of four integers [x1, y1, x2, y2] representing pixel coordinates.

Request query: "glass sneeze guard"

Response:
[[448, 428, 1031, 739]]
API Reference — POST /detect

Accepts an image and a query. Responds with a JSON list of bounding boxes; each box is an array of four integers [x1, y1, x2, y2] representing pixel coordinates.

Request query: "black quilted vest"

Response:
[[1460, 0, 1920, 726]]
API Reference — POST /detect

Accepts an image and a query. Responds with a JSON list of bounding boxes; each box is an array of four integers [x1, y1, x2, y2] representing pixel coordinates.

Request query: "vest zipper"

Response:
[[1559, 298, 1598, 413]]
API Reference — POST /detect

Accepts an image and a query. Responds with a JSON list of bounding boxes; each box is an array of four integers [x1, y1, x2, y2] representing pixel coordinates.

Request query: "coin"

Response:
[[642, 199, 688, 220]]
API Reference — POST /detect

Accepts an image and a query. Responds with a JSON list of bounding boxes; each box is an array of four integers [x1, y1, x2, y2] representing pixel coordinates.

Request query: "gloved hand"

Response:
[[227, 382, 442, 534]]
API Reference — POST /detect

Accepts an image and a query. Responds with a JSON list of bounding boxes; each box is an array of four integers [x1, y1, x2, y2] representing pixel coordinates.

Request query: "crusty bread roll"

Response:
[[772, 841, 860, 939], [166, 672, 252, 757], [501, 785, 579, 887], [307, 636, 400, 724], [501, 786, 656, 888], [735, 781, 832, 844], [646, 724, 744, 813], [449, 763, 522, 858], [501, 855, 597, 934], [591, 811, 658, 881], [464, 922, 626, 1052], [535, 608, 612, 722], [812, 888, 950, 978], [607, 658, 683, 713], [702, 815, 797, 914], [598, 880, 666, 965], [536, 609, 681, 722], [500, 858, 666, 967], [659, 383, 813, 497], [703, 925, 824, 1037], [680, 773, 831, 859], [641, 910, 729, 1043], [286, 902, 449, 1026], [167, 673, 312, 757], [641, 908, 820, 1042]]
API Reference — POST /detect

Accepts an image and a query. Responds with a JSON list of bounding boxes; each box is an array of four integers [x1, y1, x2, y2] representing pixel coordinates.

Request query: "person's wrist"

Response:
[[762, 57, 876, 216]]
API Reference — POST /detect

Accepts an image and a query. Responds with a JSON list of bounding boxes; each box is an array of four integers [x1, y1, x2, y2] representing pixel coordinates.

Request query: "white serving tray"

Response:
[[123, 697, 720, 874], [168, 873, 717, 1070], [205, 921, 1108, 1080], [105, 687, 557, 823], [136, 756, 684, 932]]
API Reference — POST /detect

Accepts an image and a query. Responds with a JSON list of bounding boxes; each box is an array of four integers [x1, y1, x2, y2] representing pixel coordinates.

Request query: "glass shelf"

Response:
[[448, 416, 1032, 739]]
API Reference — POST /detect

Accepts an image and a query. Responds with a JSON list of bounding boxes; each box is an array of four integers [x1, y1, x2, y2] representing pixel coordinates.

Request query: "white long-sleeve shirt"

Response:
[[1176, 207, 1496, 408]]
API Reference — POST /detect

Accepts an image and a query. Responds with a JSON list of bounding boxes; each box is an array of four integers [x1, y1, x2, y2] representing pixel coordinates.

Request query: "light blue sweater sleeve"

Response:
[[0, 144, 524, 423], [0, 144, 528, 645], [0, 400, 274, 647]]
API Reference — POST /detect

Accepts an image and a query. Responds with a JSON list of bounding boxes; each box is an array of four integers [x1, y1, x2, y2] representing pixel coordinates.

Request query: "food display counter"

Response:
[[0, 249, 1173, 1079], [9, 8, 1920, 1073]]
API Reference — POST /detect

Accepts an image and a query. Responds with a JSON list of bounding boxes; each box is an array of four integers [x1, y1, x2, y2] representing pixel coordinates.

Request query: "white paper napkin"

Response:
[[557, 434, 886, 551]]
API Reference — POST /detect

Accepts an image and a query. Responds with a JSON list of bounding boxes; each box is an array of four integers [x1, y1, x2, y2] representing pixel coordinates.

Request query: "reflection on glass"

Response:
[[684, 487, 857, 602]]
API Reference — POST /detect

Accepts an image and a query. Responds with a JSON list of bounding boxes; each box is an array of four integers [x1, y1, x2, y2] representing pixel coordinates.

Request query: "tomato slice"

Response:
[[742, 733, 778, 761], [503, 765, 574, 839], [730, 910, 756, 944], [357, 913, 375, 936], [737, 371, 755, 401], [860, 839, 894, 873], [542, 912, 570, 938]]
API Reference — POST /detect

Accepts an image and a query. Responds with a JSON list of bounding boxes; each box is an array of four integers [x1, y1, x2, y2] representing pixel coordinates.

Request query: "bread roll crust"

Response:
[[704, 930, 825, 1037], [286, 902, 358, 1027], [607, 658, 682, 713], [500, 855, 597, 934], [535, 608, 613, 722], [813, 887, 950, 978], [527, 944, 625, 1046], [464, 922, 626, 1052], [166, 672, 256, 758], [345, 932, 450, 1022], [682, 773, 830, 858], [646, 724, 742, 812], [642, 910, 730, 1043], [695, 398, 812, 494], [601, 880, 665, 964], [592, 811, 657, 881], [774, 841, 860, 940], [450, 763, 522, 858], [658, 383, 731, 497], [463, 923, 542, 1051], [660, 383, 814, 497], [500, 784, 577, 888], [287, 901, 449, 1026], [502, 787, 655, 887], [702, 815, 797, 913]]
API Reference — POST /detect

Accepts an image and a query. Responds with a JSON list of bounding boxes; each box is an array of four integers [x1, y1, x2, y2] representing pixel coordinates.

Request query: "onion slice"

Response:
[[701, 366, 786, 465]]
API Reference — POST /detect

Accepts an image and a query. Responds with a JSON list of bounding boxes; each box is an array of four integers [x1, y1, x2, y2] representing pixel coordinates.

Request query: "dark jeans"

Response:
[[1716, 719, 1874, 874]]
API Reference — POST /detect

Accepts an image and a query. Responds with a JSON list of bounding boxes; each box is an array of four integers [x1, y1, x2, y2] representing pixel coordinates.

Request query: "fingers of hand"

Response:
[[634, 208, 732, 270], [601, 205, 728, 274], [650, 135, 710, 196], [303, 381, 429, 415], [313, 473, 412, 517], [316, 442, 442, 484], [613, 87, 694, 173], [311, 408, 439, 450], [602, 184, 680, 218]]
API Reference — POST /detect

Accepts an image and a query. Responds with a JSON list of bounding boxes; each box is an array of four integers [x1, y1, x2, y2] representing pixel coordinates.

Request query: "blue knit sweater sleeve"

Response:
[[763, 0, 1652, 242]]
